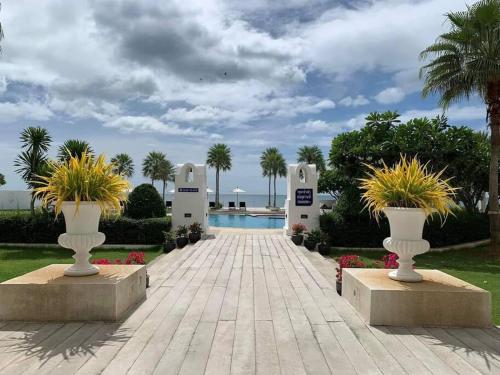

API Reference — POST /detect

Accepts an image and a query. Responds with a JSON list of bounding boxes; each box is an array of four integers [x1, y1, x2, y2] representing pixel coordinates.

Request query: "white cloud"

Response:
[[401, 105, 486, 123], [103, 116, 206, 136], [374, 87, 406, 104], [339, 95, 369, 107], [0, 101, 53, 123], [300, 0, 464, 78], [162, 105, 253, 126]]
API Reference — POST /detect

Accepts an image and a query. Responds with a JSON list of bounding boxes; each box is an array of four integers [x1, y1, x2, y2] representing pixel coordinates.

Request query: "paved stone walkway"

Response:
[[0, 234, 499, 374]]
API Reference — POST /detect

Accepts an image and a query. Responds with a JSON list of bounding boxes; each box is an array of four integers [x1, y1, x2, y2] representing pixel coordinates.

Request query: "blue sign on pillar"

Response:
[[295, 188, 313, 206]]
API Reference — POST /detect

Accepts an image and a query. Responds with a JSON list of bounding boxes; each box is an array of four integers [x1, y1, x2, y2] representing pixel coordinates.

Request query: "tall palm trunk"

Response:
[[487, 81, 500, 256], [268, 175, 271, 207], [151, 178, 154, 185], [215, 168, 220, 206], [30, 195, 35, 216], [273, 174, 277, 208], [162, 180, 166, 202]]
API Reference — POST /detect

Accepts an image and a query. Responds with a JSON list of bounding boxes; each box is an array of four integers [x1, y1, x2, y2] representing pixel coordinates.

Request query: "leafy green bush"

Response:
[[320, 210, 489, 248], [0, 214, 171, 244], [124, 183, 166, 219]]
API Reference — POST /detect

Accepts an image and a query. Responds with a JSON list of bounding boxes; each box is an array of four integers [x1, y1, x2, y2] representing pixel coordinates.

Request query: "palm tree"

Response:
[[111, 153, 135, 178], [0, 173, 5, 187], [206, 143, 232, 206], [158, 159, 176, 201], [261, 148, 277, 207], [142, 151, 166, 186], [297, 145, 326, 173], [57, 139, 94, 162], [420, 0, 500, 254], [267, 149, 287, 207], [14, 127, 52, 215]]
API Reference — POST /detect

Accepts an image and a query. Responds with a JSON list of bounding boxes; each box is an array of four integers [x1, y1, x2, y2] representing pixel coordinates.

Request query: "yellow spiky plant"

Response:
[[359, 155, 458, 221], [34, 151, 130, 216]]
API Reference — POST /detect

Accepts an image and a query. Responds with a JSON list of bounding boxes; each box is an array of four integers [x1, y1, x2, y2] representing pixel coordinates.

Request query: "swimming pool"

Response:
[[209, 214, 285, 229]]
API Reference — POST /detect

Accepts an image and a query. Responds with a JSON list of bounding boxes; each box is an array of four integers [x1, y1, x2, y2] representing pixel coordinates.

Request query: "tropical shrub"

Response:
[[125, 183, 166, 219], [34, 152, 129, 216], [323, 112, 489, 212], [359, 155, 457, 220]]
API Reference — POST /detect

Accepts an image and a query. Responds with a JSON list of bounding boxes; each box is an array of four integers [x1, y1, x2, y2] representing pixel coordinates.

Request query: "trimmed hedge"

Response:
[[0, 214, 171, 244], [320, 210, 489, 248]]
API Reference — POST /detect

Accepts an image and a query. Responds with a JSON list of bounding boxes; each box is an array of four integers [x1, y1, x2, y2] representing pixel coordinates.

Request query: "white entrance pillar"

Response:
[[284, 163, 319, 235], [172, 163, 208, 233]]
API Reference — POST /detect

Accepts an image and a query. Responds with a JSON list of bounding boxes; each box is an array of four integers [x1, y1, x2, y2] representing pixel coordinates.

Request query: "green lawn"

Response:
[[0, 246, 163, 283], [0, 209, 31, 218], [328, 247, 500, 325]]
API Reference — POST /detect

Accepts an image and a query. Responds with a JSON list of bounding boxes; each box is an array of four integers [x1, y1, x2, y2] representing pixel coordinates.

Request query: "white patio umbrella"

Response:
[[232, 186, 246, 207]]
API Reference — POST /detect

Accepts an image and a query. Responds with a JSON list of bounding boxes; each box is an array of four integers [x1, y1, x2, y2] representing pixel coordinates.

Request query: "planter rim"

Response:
[[62, 201, 101, 206], [383, 207, 428, 212]]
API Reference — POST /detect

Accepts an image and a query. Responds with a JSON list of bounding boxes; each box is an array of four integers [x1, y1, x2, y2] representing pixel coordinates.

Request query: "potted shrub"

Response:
[[162, 231, 176, 253], [34, 151, 129, 276], [359, 155, 456, 282], [175, 225, 189, 248], [291, 223, 306, 245], [317, 232, 330, 255], [335, 255, 365, 295], [304, 229, 321, 251], [188, 222, 203, 243]]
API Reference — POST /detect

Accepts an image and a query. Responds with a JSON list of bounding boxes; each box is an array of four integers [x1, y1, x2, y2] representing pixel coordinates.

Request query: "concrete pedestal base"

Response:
[[0, 264, 146, 321], [343, 269, 491, 327]]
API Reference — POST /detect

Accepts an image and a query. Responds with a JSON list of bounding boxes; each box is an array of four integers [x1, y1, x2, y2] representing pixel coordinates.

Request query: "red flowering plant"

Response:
[[125, 251, 146, 265], [335, 255, 366, 282], [291, 223, 307, 235], [382, 253, 399, 269], [92, 251, 145, 265]]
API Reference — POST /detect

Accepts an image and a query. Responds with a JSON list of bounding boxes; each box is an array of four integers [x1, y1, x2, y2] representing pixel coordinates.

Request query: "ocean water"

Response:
[[165, 193, 331, 208], [165, 193, 286, 207]]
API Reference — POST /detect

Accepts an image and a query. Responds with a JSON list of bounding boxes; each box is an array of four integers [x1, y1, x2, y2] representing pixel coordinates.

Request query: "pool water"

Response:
[[209, 214, 285, 229]]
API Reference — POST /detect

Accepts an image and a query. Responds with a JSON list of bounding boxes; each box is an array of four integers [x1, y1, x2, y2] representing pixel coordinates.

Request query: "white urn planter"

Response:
[[382, 207, 430, 282], [58, 202, 105, 276]]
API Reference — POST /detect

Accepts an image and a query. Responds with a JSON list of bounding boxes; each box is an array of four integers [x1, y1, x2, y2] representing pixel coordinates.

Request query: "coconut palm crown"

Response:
[[420, 0, 500, 249], [297, 145, 326, 173], [111, 153, 135, 178], [207, 143, 232, 206], [14, 126, 52, 215], [143, 151, 166, 186], [57, 139, 94, 162]]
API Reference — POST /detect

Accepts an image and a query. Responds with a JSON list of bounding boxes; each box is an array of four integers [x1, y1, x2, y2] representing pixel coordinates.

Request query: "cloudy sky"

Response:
[[0, 0, 486, 194]]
